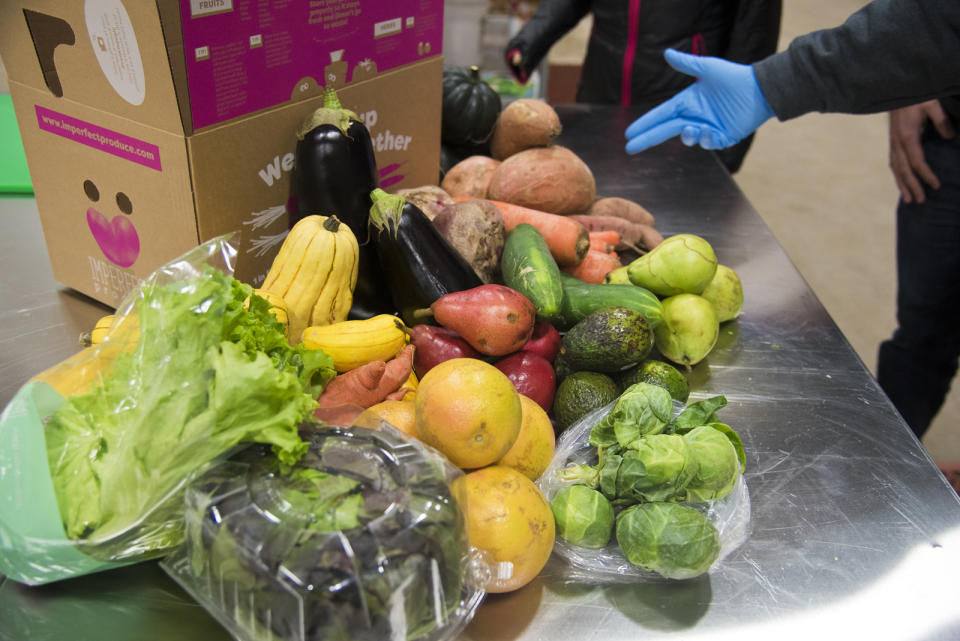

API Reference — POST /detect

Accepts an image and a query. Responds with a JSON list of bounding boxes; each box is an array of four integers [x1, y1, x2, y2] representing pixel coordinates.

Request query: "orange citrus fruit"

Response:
[[452, 465, 556, 593], [496, 394, 556, 481], [355, 399, 417, 438], [415, 358, 522, 469]]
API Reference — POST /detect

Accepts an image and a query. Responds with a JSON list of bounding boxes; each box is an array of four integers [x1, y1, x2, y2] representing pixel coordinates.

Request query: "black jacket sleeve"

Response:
[[723, 0, 782, 64], [504, 0, 593, 83], [755, 0, 960, 120]]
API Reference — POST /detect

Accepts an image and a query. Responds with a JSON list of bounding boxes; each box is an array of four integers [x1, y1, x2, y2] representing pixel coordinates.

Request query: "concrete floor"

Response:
[[733, 0, 960, 464]]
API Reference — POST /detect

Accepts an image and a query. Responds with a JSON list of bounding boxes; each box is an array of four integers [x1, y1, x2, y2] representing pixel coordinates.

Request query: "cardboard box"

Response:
[[0, 1, 443, 306]]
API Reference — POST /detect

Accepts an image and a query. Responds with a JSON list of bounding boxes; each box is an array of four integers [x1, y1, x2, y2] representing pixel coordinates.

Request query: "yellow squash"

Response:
[[302, 314, 408, 372], [261, 214, 359, 342]]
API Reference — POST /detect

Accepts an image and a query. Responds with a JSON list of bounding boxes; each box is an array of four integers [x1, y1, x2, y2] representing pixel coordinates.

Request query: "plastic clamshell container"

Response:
[[162, 423, 486, 641]]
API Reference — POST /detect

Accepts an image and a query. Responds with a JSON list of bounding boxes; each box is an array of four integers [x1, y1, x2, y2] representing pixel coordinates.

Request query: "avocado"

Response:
[[559, 306, 653, 373], [552, 371, 620, 434], [618, 359, 690, 402]]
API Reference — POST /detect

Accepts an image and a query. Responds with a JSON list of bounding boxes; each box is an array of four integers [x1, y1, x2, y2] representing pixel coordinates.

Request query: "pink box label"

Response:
[[179, 0, 443, 130], [35, 106, 162, 171]]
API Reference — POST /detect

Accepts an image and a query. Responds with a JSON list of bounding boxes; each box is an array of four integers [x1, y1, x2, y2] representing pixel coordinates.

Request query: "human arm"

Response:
[[755, 0, 960, 120], [504, 0, 592, 83], [624, 49, 774, 153], [625, 0, 960, 155], [889, 101, 955, 205]]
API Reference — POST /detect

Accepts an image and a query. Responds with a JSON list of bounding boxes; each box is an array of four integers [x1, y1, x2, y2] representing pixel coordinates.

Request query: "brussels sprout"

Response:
[[589, 382, 674, 449], [597, 449, 623, 499], [707, 421, 746, 470], [672, 395, 728, 432], [616, 434, 698, 502], [550, 485, 615, 548], [682, 425, 740, 502], [615, 502, 720, 580]]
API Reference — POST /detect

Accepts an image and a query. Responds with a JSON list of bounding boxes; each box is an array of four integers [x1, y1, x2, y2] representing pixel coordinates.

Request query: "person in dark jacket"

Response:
[[622, 0, 960, 441], [504, 0, 782, 173]]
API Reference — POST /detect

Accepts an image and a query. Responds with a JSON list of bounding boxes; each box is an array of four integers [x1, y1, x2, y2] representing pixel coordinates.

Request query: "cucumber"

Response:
[[559, 272, 663, 330], [501, 223, 564, 322]]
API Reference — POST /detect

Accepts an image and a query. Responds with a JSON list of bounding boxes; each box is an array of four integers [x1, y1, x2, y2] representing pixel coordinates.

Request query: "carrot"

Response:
[[317, 345, 415, 409], [567, 215, 663, 251], [561, 249, 621, 284], [454, 197, 589, 266], [589, 230, 620, 253]]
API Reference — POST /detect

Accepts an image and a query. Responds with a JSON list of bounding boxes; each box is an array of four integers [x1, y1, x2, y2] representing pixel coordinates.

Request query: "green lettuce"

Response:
[[43, 268, 335, 554]]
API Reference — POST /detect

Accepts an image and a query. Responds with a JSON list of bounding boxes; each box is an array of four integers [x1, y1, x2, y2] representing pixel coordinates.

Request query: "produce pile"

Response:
[[0, 76, 751, 638]]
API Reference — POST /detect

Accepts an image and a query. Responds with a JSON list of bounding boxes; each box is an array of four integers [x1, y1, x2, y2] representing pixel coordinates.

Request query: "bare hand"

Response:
[[511, 51, 522, 66], [889, 100, 954, 204]]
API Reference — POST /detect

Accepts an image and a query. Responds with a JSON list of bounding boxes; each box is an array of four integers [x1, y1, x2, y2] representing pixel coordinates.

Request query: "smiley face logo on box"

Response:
[[83, 179, 140, 268]]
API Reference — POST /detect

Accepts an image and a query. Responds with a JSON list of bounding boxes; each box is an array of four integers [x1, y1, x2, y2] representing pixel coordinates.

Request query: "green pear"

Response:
[[699, 264, 744, 322], [654, 294, 719, 368], [626, 234, 718, 296]]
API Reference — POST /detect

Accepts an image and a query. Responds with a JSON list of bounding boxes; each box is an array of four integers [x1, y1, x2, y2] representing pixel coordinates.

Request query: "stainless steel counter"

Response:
[[2, 105, 960, 641]]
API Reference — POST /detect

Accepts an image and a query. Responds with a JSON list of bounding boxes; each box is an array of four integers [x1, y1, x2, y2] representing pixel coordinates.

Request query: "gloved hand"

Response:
[[625, 48, 775, 154]]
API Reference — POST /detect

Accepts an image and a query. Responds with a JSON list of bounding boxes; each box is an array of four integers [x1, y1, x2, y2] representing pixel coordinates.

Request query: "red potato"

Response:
[[409, 324, 480, 379], [519, 320, 561, 363], [440, 155, 501, 199], [494, 351, 557, 412]]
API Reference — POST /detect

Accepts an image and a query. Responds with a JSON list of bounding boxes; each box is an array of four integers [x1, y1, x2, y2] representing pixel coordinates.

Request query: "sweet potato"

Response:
[[393, 185, 455, 221], [487, 145, 596, 215], [489, 98, 562, 160], [317, 345, 415, 409], [431, 199, 506, 283], [588, 196, 656, 226], [440, 155, 501, 199], [567, 214, 664, 251]]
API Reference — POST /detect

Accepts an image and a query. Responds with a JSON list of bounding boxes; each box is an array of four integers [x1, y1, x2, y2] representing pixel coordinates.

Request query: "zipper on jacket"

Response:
[[621, 0, 642, 106], [692, 33, 706, 56]]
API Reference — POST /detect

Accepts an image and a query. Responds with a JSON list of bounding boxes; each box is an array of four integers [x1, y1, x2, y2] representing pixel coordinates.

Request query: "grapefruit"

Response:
[[415, 358, 522, 469], [452, 465, 556, 593]]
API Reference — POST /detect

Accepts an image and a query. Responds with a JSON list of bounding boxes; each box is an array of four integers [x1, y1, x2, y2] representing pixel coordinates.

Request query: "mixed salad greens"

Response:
[[164, 425, 480, 641]]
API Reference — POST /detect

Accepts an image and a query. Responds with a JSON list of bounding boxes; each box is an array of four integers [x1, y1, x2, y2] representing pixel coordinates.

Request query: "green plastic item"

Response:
[[0, 94, 33, 194], [0, 381, 127, 584]]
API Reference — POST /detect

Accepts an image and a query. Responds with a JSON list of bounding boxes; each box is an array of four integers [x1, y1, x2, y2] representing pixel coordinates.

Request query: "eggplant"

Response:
[[368, 188, 484, 326], [292, 88, 394, 320]]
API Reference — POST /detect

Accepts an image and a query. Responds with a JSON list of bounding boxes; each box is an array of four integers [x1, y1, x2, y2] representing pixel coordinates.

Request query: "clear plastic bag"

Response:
[[161, 422, 488, 641], [537, 400, 752, 582], [0, 235, 329, 585]]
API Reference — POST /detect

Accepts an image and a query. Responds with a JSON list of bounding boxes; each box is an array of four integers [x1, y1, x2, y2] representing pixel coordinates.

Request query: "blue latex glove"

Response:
[[625, 48, 775, 154]]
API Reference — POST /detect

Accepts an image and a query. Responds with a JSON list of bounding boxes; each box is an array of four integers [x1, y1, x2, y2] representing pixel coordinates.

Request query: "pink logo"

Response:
[[83, 180, 140, 267], [87, 208, 140, 268]]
